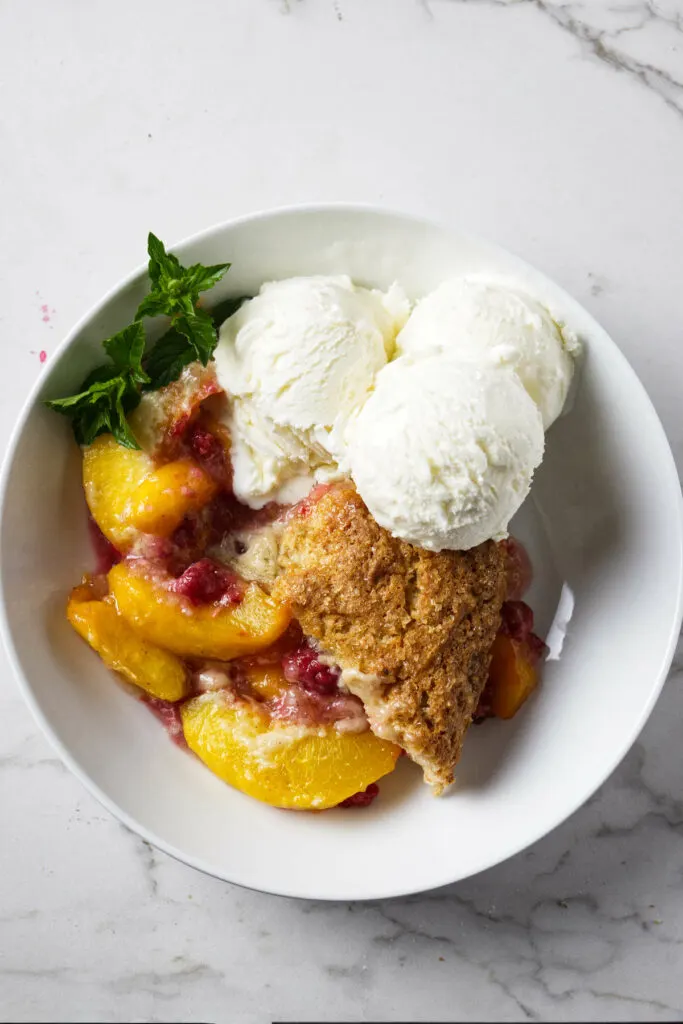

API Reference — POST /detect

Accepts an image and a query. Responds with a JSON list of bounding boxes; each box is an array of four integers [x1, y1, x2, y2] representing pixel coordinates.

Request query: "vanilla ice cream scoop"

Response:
[[396, 277, 579, 429], [347, 356, 544, 551], [214, 275, 409, 507]]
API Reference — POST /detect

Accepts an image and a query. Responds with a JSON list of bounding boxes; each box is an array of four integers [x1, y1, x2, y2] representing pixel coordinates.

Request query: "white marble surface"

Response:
[[2, 0, 683, 1020]]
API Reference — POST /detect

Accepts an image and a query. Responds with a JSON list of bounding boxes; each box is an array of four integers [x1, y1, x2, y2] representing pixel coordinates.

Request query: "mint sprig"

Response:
[[143, 326, 196, 390], [136, 233, 230, 367], [45, 234, 235, 448], [140, 233, 230, 316], [143, 294, 251, 390], [46, 323, 149, 448], [208, 294, 250, 330]]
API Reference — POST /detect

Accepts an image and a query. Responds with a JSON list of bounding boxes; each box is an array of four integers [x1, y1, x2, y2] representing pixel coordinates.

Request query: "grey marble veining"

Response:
[[1, 0, 683, 1020], [416, 0, 683, 119]]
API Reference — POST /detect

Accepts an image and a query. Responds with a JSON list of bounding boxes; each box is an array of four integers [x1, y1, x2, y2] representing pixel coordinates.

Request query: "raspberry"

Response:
[[501, 601, 547, 661], [473, 685, 494, 724], [526, 630, 548, 665], [142, 696, 187, 748], [339, 783, 379, 808], [168, 410, 192, 443], [501, 600, 535, 641], [87, 516, 121, 574], [501, 537, 533, 601], [187, 424, 229, 487], [281, 644, 341, 695], [169, 559, 243, 605]]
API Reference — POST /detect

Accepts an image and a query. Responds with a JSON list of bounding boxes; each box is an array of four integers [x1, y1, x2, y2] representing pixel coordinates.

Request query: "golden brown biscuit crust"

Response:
[[272, 483, 506, 792]]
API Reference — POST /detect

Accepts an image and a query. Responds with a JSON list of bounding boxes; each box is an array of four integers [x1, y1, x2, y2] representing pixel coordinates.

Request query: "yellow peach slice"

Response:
[[82, 434, 216, 549], [83, 436, 152, 547], [488, 634, 538, 719], [244, 664, 290, 700], [127, 458, 216, 536], [67, 594, 189, 702], [108, 563, 291, 660], [181, 691, 401, 809]]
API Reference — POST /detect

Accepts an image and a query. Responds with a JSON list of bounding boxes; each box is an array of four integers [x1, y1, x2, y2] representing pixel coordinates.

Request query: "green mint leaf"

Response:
[[111, 378, 141, 449], [47, 385, 100, 446], [80, 363, 121, 389], [45, 388, 96, 412], [210, 294, 250, 329], [45, 355, 143, 450], [134, 293, 173, 321], [176, 307, 218, 365], [146, 231, 182, 288], [143, 326, 196, 389], [184, 262, 232, 296], [46, 232, 234, 448], [74, 398, 113, 447], [136, 234, 231, 323], [176, 293, 198, 319], [102, 322, 148, 378], [110, 417, 140, 449]]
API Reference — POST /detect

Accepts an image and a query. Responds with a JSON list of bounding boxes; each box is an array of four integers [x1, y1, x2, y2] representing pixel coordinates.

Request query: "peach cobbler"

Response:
[[48, 234, 572, 811]]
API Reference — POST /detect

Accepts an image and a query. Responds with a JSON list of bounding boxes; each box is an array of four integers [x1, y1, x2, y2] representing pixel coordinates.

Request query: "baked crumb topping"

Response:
[[273, 482, 506, 792]]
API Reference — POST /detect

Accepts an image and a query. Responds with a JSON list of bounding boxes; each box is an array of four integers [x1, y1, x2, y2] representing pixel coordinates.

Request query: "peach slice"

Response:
[[244, 664, 290, 700], [67, 594, 189, 702], [487, 633, 538, 719], [83, 434, 216, 549], [181, 691, 401, 809], [127, 459, 216, 536], [108, 563, 291, 661]]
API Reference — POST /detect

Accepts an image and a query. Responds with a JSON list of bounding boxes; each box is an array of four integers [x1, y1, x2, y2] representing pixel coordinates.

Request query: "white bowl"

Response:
[[2, 206, 682, 901]]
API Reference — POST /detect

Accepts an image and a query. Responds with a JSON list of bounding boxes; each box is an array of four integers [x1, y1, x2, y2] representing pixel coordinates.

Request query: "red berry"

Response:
[[473, 684, 494, 724], [281, 644, 340, 695], [502, 537, 533, 600], [169, 559, 243, 605], [526, 631, 548, 665], [187, 424, 230, 487], [168, 410, 192, 443], [87, 516, 121, 574], [142, 696, 187, 748], [339, 783, 380, 808], [501, 600, 535, 641]]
